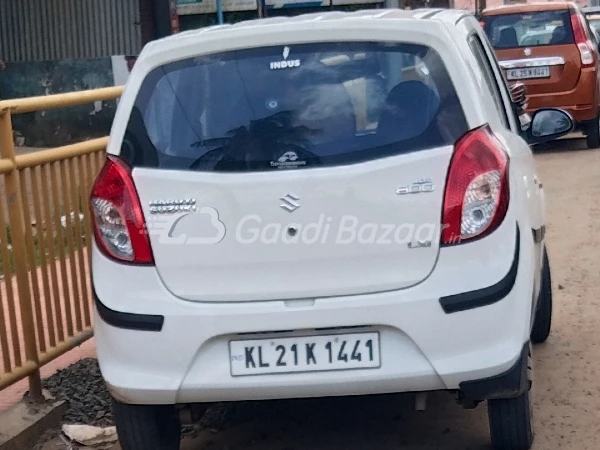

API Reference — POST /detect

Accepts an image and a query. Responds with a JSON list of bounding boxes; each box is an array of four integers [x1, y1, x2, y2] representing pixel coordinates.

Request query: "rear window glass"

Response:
[[483, 10, 574, 49], [121, 42, 467, 172]]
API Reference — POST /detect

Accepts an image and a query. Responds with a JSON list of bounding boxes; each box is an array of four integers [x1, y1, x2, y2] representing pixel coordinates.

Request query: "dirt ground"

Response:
[[42, 136, 600, 450]]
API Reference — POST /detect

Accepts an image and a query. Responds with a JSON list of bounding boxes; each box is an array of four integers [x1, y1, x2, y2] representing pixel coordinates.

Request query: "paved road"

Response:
[[44, 136, 600, 450]]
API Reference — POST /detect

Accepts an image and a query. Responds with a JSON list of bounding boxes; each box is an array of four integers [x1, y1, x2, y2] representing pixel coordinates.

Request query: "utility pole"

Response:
[[169, 0, 181, 33], [216, 0, 224, 24], [153, 0, 174, 38], [257, 0, 265, 19]]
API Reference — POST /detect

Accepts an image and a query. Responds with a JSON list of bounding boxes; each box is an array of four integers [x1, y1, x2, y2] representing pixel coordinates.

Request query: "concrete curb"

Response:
[[0, 392, 67, 450]]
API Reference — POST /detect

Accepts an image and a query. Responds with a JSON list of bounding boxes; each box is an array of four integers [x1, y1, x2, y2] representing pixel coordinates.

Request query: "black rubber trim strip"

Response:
[[532, 225, 545, 244], [439, 225, 520, 314], [459, 342, 529, 401], [94, 287, 164, 332], [454, 12, 473, 24]]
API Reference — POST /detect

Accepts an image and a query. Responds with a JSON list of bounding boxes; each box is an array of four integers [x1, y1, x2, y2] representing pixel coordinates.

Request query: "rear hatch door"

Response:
[[124, 41, 469, 302], [135, 150, 453, 302], [482, 8, 581, 95]]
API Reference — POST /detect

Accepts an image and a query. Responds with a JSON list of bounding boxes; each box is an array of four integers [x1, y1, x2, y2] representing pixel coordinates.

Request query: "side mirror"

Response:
[[526, 108, 574, 145]]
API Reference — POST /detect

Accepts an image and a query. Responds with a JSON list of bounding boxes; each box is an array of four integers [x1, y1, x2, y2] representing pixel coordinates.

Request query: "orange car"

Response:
[[481, 2, 600, 148]]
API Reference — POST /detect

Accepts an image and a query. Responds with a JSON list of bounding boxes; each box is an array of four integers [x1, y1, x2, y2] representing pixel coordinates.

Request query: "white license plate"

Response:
[[229, 332, 381, 376], [506, 66, 550, 80]]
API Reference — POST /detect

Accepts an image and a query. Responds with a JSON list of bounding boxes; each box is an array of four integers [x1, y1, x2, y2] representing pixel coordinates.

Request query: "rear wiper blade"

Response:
[[191, 126, 248, 149], [188, 146, 227, 170], [190, 137, 231, 148]]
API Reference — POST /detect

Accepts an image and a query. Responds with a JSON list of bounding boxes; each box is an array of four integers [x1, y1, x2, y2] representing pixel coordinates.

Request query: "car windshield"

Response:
[[121, 41, 467, 173], [482, 10, 575, 49]]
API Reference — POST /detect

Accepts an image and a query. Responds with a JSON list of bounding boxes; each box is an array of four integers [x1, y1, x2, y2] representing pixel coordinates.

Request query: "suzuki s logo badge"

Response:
[[524, 47, 532, 56], [280, 193, 300, 212], [396, 178, 435, 195]]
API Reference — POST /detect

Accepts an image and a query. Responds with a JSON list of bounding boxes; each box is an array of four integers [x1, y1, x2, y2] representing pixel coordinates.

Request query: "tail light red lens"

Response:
[[571, 14, 595, 67], [441, 126, 509, 245], [90, 156, 154, 264]]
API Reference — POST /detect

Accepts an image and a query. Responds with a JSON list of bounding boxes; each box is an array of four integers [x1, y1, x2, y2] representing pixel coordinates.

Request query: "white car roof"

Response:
[[139, 8, 473, 59], [174, 8, 472, 34]]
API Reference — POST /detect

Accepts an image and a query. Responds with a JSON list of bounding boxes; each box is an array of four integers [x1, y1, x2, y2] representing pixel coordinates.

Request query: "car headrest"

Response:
[[549, 26, 566, 44], [497, 27, 519, 48], [377, 80, 440, 142]]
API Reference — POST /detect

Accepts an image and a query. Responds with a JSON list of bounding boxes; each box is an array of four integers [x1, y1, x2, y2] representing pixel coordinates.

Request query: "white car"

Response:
[[91, 8, 573, 450]]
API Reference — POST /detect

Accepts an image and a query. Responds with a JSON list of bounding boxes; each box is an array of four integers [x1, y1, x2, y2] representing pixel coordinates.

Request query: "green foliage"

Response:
[[0, 220, 87, 277]]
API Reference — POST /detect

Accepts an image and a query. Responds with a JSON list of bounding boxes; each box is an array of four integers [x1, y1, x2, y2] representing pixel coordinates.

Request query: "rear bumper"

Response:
[[525, 69, 598, 123], [93, 220, 536, 406], [460, 342, 529, 401]]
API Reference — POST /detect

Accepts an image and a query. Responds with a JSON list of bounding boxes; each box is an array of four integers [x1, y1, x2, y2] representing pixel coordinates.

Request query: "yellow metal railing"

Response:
[[0, 87, 123, 400]]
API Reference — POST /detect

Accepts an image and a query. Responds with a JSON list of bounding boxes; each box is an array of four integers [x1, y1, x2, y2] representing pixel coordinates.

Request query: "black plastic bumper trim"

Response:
[[94, 288, 164, 332], [459, 342, 529, 401], [439, 225, 520, 314], [532, 225, 545, 244]]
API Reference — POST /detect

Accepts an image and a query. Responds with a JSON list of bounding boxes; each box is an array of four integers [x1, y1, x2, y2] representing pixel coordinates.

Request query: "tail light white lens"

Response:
[[577, 42, 594, 66], [90, 156, 153, 264], [571, 14, 595, 67], [442, 126, 509, 245]]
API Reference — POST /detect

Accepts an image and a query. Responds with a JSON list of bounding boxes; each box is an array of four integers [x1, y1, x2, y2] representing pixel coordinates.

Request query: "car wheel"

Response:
[[112, 398, 181, 450], [531, 246, 552, 344], [586, 115, 600, 149], [487, 344, 534, 450]]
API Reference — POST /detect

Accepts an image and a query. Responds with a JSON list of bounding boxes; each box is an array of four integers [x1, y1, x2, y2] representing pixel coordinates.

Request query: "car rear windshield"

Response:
[[482, 10, 575, 49], [121, 42, 467, 172]]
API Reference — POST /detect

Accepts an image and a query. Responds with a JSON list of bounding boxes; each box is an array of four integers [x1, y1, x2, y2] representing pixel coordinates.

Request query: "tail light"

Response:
[[441, 126, 509, 245], [90, 156, 154, 264], [571, 14, 595, 67]]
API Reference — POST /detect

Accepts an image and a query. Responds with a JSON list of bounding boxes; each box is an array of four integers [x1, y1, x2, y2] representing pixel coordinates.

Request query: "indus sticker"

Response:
[[270, 46, 301, 70]]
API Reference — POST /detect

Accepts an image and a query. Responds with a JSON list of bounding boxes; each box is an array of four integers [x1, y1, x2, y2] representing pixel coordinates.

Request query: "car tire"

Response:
[[112, 398, 181, 450], [487, 345, 534, 450], [586, 115, 600, 149], [531, 247, 552, 344]]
